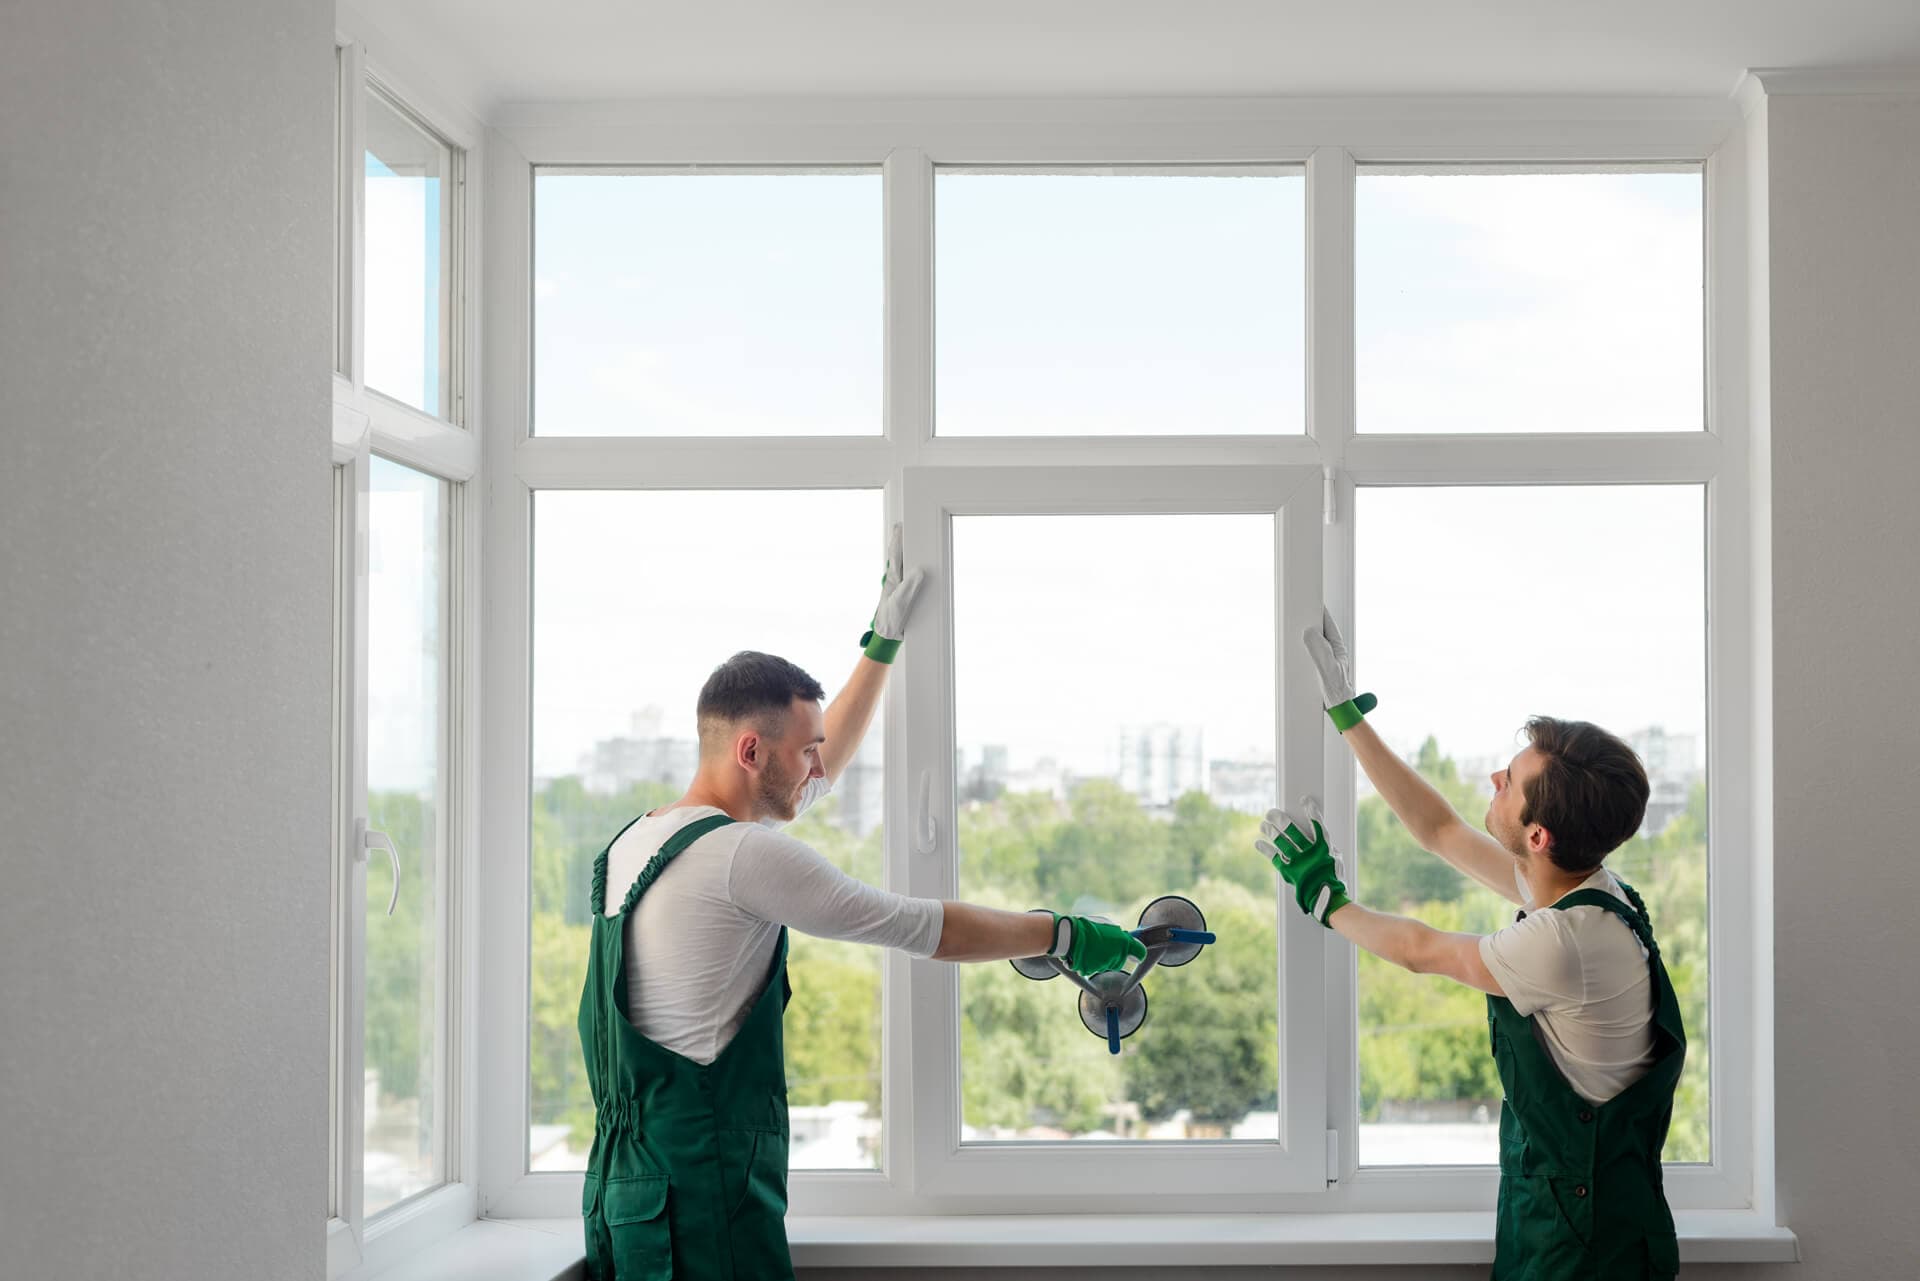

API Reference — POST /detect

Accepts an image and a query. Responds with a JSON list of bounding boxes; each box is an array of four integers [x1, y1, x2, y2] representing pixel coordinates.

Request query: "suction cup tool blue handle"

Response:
[[1166, 927, 1215, 945], [1106, 1006, 1121, 1055]]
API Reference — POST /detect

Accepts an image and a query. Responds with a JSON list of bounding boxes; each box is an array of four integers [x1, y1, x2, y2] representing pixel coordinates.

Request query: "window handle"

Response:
[[915, 770, 938, 856], [357, 819, 402, 916]]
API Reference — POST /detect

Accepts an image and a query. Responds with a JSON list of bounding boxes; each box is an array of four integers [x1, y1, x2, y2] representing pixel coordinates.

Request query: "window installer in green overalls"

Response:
[[578, 527, 1147, 1281], [1255, 612, 1685, 1280]]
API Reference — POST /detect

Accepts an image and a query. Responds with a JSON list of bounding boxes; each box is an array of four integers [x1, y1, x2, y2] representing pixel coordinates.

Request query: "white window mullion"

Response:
[[1343, 431, 1722, 486], [1306, 144, 1361, 1184], [873, 143, 935, 1215]]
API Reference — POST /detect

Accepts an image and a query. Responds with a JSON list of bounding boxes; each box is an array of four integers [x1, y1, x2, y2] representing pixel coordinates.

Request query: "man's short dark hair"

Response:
[[696, 651, 825, 748], [1519, 716, 1651, 874]]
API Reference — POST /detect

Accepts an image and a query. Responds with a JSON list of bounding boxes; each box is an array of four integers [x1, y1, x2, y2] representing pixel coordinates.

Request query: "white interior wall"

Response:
[[1, 3, 335, 1279], [1762, 88, 1920, 1279]]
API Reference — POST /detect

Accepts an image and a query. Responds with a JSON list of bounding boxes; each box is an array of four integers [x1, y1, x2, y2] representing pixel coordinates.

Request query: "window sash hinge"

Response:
[[1326, 1128, 1341, 1185]]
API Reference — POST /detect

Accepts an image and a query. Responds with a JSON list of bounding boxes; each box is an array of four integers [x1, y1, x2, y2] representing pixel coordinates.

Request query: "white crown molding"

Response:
[[1740, 67, 1920, 103], [492, 93, 1738, 132]]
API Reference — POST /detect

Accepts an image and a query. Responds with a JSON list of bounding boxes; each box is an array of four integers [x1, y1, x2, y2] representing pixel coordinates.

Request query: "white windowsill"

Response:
[[366, 1211, 1797, 1279]]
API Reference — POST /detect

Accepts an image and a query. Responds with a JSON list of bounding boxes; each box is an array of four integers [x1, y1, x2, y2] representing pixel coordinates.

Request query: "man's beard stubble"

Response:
[[756, 760, 802, 822]]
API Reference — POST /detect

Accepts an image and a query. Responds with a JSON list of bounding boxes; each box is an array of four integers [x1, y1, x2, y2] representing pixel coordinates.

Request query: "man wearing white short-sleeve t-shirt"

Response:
[[1479, 864, 1656, 1105], [577, 528, 1150, 1281], [1254, 611, 1686, 1279]]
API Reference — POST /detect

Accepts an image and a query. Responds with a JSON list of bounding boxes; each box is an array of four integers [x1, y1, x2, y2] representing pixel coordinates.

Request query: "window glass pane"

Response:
[[530, 490, 886, 1170], [534, 173, 882, 436], [936, 169, 1305, 436], [1356, 169, 1702, 434], [364, 86, 452, 417], [1354, 485, 1708, 1166], [953, 514, 1279, 1141], [365, 458, 446, 1214]]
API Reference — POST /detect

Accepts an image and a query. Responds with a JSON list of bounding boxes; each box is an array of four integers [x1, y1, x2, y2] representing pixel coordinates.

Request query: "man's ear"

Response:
[[1529, 825, 1554, 856], [734, 730, 760, 773]]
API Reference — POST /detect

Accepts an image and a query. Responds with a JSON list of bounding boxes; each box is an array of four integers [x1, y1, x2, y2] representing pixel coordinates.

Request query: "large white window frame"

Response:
[[902, 464, 1330, 1202], [330, 11, 485, 1277], [477, 97, 1770, 1239]]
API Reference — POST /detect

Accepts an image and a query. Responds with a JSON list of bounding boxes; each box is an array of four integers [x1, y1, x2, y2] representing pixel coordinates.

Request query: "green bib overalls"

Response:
[[1487, 879, 1686, 1280], [579, 813, 795, 1281]]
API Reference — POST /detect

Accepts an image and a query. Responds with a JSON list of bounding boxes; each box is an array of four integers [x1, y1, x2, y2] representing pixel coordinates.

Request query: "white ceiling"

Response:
[[373, 0, 1920, 111]]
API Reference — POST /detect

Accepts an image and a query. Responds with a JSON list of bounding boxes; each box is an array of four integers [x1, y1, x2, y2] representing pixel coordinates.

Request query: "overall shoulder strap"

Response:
[[1552, 879, 1655, 953], [617, 813, 737, 917], [588, 809, 657, 917]]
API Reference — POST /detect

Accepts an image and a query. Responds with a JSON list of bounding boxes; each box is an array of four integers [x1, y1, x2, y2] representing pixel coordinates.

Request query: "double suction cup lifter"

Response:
[[1009, 895, 1216, 1055]]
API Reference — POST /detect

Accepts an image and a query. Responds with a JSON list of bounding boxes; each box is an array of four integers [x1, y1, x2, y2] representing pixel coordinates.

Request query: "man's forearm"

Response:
[[821, 655, 889, 783], [932, 901, 1056, 963], [1342, 719, 1460, 846], [1329, 900, 1433, 972]]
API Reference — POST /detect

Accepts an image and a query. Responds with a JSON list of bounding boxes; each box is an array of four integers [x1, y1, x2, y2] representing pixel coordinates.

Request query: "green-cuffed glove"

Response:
[[1047, 913, 1147, 976], [1255, 797, 1352, 927], [1301, 607, 1378, 731], [859, 523, 925, 664]]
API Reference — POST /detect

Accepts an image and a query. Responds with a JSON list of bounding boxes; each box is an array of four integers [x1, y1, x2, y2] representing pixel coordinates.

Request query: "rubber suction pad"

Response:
[[1078, 971, 1148, 1043], [1137, 895, 1208, 967]]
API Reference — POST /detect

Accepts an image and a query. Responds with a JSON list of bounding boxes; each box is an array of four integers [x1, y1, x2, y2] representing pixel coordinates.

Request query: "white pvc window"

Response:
[[527, 488, 887, 1172], [901, 465, 1331, 1198], [330, 37, 479, 1277], [534, 170, 882, 437], [1355, 166, 1704, 435], [949, 512, 1280, 1143], [935, 167, 1306, 437], [487, 127, 1756, 1228], [1352, 484, 1709, 1168], [364, 85, 457, 420], [364, 458, 451, 1213]]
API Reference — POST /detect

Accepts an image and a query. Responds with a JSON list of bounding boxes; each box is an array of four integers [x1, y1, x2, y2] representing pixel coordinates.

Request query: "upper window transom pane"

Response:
[[936, 168, 1306, 437], [1357, 167, 1703, 435], [364, 85, 454, 419], [534, 171, 882, 437]]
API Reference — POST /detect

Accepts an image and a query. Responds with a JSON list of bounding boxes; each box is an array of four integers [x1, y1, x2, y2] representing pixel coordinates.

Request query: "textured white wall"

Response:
[[1, 3, 334, 1279], [1764, 90, 1920, 1280]]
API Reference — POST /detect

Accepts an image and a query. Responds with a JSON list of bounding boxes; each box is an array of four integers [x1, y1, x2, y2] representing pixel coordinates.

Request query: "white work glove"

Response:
[[860, 524, 925, 664], [1301, 608, 1377, 731]]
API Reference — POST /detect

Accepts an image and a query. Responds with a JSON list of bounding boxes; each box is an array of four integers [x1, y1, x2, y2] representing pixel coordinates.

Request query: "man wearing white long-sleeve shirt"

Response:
[[577, 529, 1142, 1281]]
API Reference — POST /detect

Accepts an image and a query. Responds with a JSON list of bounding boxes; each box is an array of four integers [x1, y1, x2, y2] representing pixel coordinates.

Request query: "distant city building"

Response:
[[1627, 726, 1702, 838], [1629, 726, 1699, 779], [833, 744, 885, 837], [1208, 757, 1277, 816], [1118, 724, 1207, 807], [1640, 776, 1694, 839], [581, 707, 882, 836], [580, 706, 697, 795], [961, 745, 1070, 802]]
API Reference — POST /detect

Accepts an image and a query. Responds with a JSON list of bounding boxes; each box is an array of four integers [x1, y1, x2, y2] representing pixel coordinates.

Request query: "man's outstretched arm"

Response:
[[1342, 719, 1520, 903], [1329, 901, 1505, 996], [821, 523, 925, 784], [1259, 804, 1505, 996], [821, 656, 887, 784], [1302, 609, 1521, 905]]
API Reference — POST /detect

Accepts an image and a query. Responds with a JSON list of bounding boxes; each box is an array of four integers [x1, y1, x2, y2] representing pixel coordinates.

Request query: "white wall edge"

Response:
[[1743, 66, 1920, 99]]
